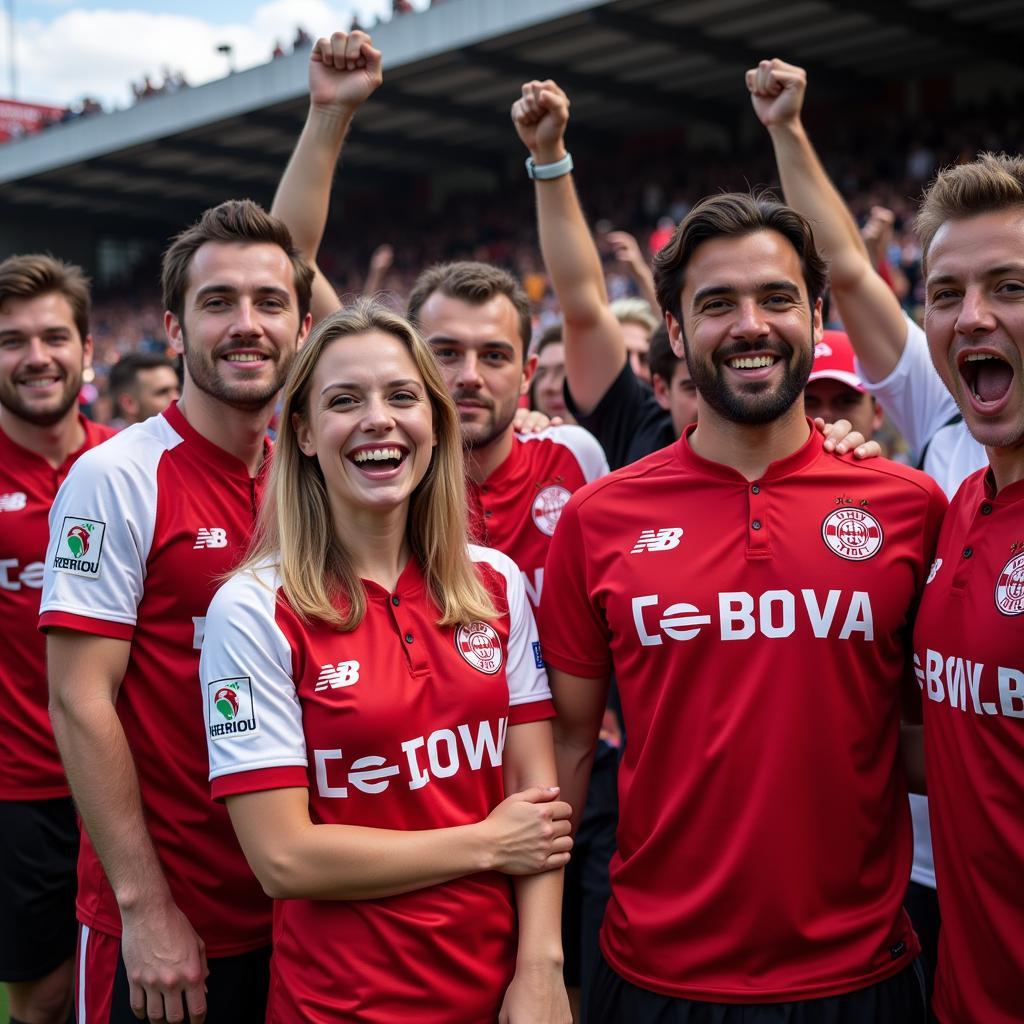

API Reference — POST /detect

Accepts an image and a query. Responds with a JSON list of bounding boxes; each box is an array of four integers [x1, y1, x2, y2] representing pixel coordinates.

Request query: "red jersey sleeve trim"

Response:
[[210, 765, 308, 801], [38, 610, 135, 641], [509, 698, 556, 725]]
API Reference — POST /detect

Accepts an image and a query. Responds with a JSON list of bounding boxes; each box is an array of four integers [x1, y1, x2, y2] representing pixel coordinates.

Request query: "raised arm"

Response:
[[512, 80, 626, 416], [48, 631, 209, 1024], [747, 59, 907, 382], [271, 30, 382, 323]]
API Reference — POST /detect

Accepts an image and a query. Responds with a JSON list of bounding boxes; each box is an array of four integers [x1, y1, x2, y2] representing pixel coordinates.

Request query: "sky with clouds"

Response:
[[1, 1, 428, 108]]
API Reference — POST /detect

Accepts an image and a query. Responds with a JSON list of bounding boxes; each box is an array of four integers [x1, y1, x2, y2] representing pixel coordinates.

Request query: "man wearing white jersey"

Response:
[[40, 200, 313, 1024]]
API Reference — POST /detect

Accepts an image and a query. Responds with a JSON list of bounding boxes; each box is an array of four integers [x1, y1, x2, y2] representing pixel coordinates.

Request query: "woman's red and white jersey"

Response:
[[38, 402, 271, 955], [0, 416, 113, 800], [200, 546, 553, 1023], [467, 426, 607, 607], [540, 427, 947, 1003], [914, 469, 1024, 1024]]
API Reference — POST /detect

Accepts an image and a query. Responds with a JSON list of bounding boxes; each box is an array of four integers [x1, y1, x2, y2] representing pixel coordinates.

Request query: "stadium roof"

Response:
[[2, 0, 1022, 233]]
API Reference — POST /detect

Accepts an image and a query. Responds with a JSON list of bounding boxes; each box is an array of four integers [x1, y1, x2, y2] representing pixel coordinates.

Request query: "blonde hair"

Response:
[[917, 152, 1024, 269], [610, 297, 659, 337], [239, 299, 495, 629]]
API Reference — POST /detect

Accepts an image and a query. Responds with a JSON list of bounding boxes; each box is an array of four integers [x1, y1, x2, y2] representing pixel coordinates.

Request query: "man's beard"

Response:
[[682, 332, 813, 425], [0, 370, 82, 427], [181, 330, 296, 412], [452, 389, 518, 450]]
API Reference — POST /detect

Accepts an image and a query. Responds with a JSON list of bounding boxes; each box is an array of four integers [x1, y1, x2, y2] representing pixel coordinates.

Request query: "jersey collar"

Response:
[[0, 413, 107, 475], [162, 402, 271, 480], [674, 420, 822, 484]]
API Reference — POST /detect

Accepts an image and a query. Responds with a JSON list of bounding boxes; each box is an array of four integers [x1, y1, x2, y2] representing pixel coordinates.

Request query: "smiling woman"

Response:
[[198, 300, 572, 1022]]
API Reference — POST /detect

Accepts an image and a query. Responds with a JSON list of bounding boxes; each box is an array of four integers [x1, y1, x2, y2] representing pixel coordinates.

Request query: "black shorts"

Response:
[[0, 796, 79, 981], [589, 954, 927, 1024]]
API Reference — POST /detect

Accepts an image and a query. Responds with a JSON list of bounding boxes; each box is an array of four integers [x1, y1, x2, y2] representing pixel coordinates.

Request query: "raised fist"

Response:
[[511, 80, 569, 165], [309, 31, 383, 113], [745, 58, 807, 129]]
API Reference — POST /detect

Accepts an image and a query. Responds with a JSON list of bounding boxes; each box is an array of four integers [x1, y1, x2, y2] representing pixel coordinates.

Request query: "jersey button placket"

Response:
[[747, 482, 770, 558], [951, 505, 985, 592], [390, 593, 427, 673]]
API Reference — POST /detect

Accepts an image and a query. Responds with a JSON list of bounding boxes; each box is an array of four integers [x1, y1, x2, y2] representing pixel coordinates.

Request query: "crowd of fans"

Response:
[[78, 84, 1024, 443]]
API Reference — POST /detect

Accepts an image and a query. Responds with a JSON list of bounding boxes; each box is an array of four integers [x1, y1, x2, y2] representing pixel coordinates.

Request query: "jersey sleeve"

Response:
[[199, 569, 309, 800], [538, 495, 612, 679], [557, 425, 610, 484], [469, 545, 554, 724], [857, 315, 960, 455], [38, 441, 157, 640]]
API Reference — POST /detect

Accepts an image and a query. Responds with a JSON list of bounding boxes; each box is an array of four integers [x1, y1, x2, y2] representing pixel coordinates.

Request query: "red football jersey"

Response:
[[467, 426, 607, 607], [914, 469, 1024, 1024], [200, 547, 553, 1022], [39, 403, 272, 955], [0, 416, 113, 799], [540, 426, 947, 1002]]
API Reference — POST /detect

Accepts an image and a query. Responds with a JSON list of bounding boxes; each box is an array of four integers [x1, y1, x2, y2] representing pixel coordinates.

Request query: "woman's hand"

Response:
[[479, 786, 572, 874]]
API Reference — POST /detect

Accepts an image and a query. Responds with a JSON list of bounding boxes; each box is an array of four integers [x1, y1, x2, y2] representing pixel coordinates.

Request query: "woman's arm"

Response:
[[226, 781, 572, 901], [499, 720, 572, 1024]]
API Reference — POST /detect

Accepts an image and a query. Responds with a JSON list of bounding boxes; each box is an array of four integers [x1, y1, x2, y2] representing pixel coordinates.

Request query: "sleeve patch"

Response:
[[208, 676, 260, 741], [51, 516, 107, 578], [532, 641, 545, 669]]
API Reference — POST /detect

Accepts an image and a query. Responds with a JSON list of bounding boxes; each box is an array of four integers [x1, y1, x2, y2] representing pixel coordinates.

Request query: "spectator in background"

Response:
[[530, 324, 573, 423], [107, 352, 180, 430], [609, 297, 658, 385], [804, 331, 884, 450], [293, 26, 312, 51]]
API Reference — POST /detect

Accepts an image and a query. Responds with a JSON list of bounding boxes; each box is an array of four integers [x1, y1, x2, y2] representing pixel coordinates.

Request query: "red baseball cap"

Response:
[[809, 331, 864, 393]]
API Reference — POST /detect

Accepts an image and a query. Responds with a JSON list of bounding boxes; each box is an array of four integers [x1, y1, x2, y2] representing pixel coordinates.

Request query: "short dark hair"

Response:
[[407, 261, 533, 361], [916, 152, 1024, 268], [534, 323, 563, 355], [161, 199, 313, 326], [652, 191, 829, 324], [0, 253, 91, 342], [648, 324, 681, 385], [108, 352, 178, 400]]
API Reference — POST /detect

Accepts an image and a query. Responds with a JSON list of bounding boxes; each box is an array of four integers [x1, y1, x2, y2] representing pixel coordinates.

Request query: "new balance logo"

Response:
[[193, 528, 227, 549], [631, 527, 683, 553], [0, 492, 27, 512], [315, 661, 361, 692]]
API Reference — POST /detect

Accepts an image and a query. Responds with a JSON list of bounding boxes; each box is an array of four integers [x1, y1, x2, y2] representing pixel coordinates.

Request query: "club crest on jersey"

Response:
[[821, 508, 882, 561], [0, 492, 27, 512], [51, 516, 106, 578], [531, 485, 571, 536], [456, 620, 503, 674], [208, 677, 259, 740], [995, 552, 1024, 616]]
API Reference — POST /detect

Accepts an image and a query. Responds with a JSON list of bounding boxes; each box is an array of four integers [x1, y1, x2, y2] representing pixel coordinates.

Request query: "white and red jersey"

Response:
[[38, 403, 272, 955], [467, 426, 607, 607], [0, 416, 114, 800], [914, 469, 1024, 1024], [540, 425, 947, 1003], [200, 547, 553, 1023]]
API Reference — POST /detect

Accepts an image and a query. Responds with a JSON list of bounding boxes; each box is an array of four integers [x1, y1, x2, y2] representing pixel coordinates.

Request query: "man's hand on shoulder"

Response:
[[745, 58, 806, 131], [309, 30, 382, 115], [816, 418, 882, 460], [514, 408, 562, 434]]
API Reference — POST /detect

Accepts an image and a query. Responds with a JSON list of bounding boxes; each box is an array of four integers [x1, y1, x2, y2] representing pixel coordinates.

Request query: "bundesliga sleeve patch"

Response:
[[208, 677, 260, 740], [51, 516, 107, 578], [821, 508, 883, 561], [532, 641, 545, 669]]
